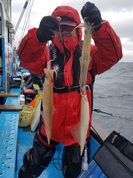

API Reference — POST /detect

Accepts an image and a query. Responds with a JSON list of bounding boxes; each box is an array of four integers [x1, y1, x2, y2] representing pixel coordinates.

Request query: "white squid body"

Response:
[[76, 21, 93, 155], [42, 68, 54, 144], [79, 94, 90, 155]]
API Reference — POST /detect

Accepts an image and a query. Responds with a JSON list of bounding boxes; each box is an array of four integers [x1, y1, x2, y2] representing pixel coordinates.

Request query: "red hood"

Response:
[[52, 5, 82, 43]]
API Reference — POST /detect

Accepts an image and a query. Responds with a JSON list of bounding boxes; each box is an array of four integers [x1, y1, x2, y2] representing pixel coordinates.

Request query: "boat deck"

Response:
[[0, 88, 107, 178], [0, 88, 21, 178], [15, 128, 107, 178], [0, 111, 19, 178], [15, 128, 64, 178]]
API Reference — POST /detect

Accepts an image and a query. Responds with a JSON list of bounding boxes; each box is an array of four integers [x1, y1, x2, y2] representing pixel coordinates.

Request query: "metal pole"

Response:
[[14, 0, 30, 35]]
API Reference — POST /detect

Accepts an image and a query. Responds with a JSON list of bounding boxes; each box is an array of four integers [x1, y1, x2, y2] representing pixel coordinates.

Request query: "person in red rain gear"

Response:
[[17, 1, 123, 178]]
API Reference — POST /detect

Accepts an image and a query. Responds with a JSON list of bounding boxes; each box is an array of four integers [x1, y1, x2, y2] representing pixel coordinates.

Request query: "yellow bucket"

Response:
[[19, 105, 35, 127]]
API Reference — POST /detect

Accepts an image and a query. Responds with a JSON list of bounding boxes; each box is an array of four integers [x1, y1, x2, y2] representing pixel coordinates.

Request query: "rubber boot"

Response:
[[62, 145, 82, 178]]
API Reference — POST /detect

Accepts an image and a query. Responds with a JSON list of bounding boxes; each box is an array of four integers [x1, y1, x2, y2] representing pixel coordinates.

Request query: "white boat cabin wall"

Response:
[[0, 0, 14, 92]]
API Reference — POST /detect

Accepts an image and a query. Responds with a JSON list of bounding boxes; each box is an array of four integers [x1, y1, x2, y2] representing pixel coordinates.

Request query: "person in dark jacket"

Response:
[[17, 1, 123, 178]]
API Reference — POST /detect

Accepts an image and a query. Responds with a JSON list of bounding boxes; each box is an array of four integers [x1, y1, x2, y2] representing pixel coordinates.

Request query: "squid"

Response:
[[77, 21, 93, 155], [42, 68, 54, 144]]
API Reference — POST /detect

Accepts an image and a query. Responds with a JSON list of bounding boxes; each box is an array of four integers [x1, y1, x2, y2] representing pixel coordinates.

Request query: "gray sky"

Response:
[[12, 0, 133, 62]]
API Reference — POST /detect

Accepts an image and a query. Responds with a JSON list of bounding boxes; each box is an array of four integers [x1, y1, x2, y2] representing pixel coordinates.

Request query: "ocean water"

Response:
[[93, 62, 133, 143]]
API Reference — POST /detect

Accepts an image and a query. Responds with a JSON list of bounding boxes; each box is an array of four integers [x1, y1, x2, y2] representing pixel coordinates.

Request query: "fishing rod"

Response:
[[93, 108, 133, 122], [14, 0, 30, 35], [93, 108, 113, 116], [20, 0, 34, 42]]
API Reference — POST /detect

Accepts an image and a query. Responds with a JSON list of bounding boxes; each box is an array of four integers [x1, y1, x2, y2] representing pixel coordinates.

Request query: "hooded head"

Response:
[[52, 5, 82, 43]]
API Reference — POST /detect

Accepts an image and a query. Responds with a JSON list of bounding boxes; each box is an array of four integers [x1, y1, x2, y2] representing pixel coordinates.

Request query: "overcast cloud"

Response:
[[12, 0, 133, 62]]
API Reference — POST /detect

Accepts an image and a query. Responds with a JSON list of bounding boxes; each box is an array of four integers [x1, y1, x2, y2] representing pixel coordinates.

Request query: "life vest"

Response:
[[38, 40, 95, 146], [50, 42, 95, 108]]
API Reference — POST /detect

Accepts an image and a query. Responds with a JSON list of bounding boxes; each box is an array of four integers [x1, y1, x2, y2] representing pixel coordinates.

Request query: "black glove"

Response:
[[81, 2, 102, 31], [36, 16, 59, 42]]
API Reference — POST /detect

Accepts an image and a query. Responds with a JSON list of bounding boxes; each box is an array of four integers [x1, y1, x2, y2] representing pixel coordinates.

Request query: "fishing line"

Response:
[[51, 158, 62, 171], [47, 41, 57, 70], [50, 144, 63, 171], [58, 24, 65, 56]]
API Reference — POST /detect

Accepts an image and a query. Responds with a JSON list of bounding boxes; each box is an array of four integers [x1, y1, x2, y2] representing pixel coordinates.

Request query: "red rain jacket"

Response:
[[17, 5, 123, 146]]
